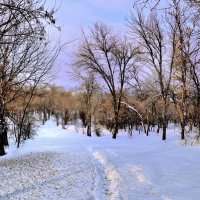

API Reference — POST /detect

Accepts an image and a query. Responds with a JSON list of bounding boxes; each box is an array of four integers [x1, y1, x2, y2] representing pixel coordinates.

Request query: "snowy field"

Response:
[[0, 120, 200, 200]]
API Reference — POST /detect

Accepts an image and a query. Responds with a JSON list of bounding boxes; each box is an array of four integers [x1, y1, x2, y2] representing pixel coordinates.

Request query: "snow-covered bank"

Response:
[[1, 120, 200, 200]]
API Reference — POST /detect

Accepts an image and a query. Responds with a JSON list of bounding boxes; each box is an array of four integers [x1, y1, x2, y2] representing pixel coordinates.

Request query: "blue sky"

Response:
[[47, 0, 135, 89]]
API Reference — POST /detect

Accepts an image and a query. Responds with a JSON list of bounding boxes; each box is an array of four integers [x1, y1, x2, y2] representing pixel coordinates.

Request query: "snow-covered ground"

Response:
[[1, 120, 200, 200]]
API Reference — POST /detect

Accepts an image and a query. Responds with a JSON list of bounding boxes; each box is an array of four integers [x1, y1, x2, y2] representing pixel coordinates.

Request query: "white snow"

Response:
[[1, 120, 200, 200], [93, 151, 126, 200]]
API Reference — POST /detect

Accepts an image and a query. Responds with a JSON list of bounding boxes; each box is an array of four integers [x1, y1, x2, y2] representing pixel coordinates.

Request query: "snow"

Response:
[[0, 153, 94, 200], [93, 151, 126, 199], [121, 101, 143, 118], [1, 120, 200, 200]]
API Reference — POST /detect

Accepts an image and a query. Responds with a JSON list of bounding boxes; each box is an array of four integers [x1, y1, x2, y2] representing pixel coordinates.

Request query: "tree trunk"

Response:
[[61, 118, 65, 129], [17, 132, 21, 148], [47, 110, 51, 119], [157, 124, 160, 133], [181, 123, 185, 140], [196, 99, 200, 139], [61, 112, 65, 129], [0, 113, 7, 156], [0, 139, 5, 156], [0, 120, 6, 155], [146, 123, 150, 136], [162, 124, 167, 140], [112, 110, 119, 139], [112, 121, 118, 139], [162, 99, 168, 140], [55, 114, 59, 126], [197, 121, 200, 140], [112, 127, 118, 139], [42, 107, 47, 125], [87, 114, 92, 137], [87, 124, 91, 136], [143, 124, 147, 134], [17, 122, 23, 148], [2, 124, 8, 146]]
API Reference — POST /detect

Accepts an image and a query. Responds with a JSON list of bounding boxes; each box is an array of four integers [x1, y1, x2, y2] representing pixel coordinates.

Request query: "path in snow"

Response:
[[0, 121, 97, 200], [0, 152, 94, 200], [90, 147, 169, 200], [92, 150, 126, 200], [84, 131, 200, 200], [1, 120, 200, 200]]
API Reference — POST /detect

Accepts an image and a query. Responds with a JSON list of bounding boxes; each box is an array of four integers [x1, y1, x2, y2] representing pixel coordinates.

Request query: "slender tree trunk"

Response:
[[180, 122, 185, 140], [197, 99, 200, 140], [112, 108, 119, 139], [112, 116, 119, 139], [55, 113, 59, 126], [0, 122, 6, 155], [162, 98, 167, 140], [146, 123, 151, 136], [87, 114, 92, 137], [17, 130, 21, 148], [197, 121, 200, 140], [112, 123, 118, 139], [0, 109, 7, 156], [17, 119, 24, 148], [64, 110, 69, 125], [2, 124, 8, 146], [0, 138, 5, 156], [143, 124, 147, 134], [47, 110, 51, 119], [61, 118, 65, 129], [197, 97, 200, 139], [162, 119, 167, 140], [42, 107, 47, 125], [42, 116, 45, 125], [162, 123, 167, 140], [157, 124, 160, 133]]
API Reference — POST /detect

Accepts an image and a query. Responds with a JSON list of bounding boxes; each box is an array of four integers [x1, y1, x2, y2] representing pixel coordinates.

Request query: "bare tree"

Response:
[[169, 0, 199, 140], [79, 73, 99, 136], [0, 0, 60, 156], [9, 38, 60, 148], [74, 23, 139, 139], [128, 10, 175, 140]]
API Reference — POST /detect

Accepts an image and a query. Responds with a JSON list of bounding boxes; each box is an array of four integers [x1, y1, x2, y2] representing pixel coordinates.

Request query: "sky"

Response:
[[46, 0, 135, 89]]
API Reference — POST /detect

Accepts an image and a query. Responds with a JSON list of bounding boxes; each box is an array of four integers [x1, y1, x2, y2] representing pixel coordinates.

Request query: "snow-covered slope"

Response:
[[1, 120, 200, 200]]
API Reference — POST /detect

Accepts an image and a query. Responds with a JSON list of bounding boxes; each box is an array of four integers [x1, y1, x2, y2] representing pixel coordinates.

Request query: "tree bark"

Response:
[[61, 118, 65, 129], [112, 106, 120, 139], [162, 124, 167, 140], [0, 139, 5, 156], [181, 122, 185, 140], [87, 114, 92, 137], [162, 99, 168, 140], [0, 109, 7, 155], [112, 125, 118, 139], [112, 116, 119, 139]]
